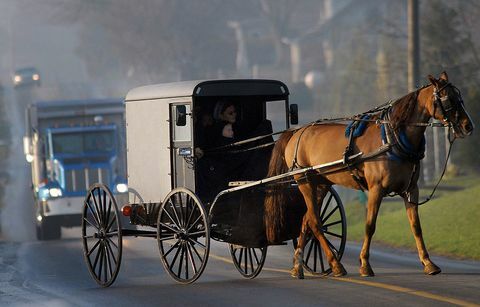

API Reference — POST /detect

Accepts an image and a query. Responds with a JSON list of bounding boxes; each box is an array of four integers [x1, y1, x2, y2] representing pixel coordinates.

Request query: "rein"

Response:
[[202, 84, 459, 206], [416, 130, 456, 205], [204, 115, 448, 155], [203, 128, 297, 154]]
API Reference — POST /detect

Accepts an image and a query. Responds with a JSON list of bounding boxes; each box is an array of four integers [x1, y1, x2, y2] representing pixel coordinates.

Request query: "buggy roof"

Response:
[[125, 79, 289, 102]]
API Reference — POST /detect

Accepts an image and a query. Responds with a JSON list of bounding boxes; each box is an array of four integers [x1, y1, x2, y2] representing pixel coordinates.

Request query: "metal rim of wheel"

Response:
[[157, 188, 210, 284], [82, 183, 122, 287], [128, 187, 144, 205], [229, 245, 267, 279], [301, 187, 347, 276]]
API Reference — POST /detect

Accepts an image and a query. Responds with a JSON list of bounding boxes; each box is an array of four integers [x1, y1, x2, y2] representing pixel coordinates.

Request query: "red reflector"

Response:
[[121, 205, 132, 216]]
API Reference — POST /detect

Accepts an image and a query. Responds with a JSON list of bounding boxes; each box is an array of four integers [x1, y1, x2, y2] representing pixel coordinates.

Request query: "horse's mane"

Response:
[[389, 90, 419, 130]]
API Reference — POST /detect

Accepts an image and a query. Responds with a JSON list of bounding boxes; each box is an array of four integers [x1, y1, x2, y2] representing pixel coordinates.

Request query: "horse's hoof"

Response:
[[332, 263, 347, 277], [291, 267, 304, 279], [424, 263, 441, 275], [359, 265, 375, 277]]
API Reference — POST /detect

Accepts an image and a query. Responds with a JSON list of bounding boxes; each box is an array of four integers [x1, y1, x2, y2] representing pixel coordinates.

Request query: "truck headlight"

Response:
[[25, 154, 34, 163], [49, 188, 62, 197], [115, 183, 128, 193]]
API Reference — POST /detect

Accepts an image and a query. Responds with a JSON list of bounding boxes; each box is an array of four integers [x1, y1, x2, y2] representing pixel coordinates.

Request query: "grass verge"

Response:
[[345, 175, 480, 260]]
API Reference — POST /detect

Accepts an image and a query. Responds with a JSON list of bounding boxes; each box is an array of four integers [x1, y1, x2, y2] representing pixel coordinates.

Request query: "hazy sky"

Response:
[[0, 1, 87, 87]]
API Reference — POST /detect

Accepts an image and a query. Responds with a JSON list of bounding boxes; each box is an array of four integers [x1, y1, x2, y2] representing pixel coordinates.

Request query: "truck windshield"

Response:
[[51, 130, 115, 155]]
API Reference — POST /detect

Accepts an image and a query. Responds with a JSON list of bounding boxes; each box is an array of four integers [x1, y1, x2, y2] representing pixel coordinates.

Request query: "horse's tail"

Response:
[[264, 129, 295, 244]]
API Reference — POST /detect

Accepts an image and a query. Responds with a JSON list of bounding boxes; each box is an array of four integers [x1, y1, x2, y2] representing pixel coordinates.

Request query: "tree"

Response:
[[421, 0, 480, 169]]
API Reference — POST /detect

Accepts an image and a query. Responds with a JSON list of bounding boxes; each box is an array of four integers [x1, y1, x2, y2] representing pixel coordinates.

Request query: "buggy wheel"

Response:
[[157, 188, 210, 284], [82, 183, 122, 287], [299, 187, 347, 276], [229, 245, 267, 279]]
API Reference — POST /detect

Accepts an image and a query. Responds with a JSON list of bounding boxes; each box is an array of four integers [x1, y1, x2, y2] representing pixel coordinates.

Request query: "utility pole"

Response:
[[408, 0, 430, 182], [407, 0, 419, 92]]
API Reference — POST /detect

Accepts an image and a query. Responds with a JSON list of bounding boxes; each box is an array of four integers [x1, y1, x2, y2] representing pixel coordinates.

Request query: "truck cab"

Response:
[[24, 99, 127, 240]]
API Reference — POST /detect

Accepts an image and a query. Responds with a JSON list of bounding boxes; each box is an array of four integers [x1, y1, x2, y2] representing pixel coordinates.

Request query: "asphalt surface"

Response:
[[0, 227, 479, 307]]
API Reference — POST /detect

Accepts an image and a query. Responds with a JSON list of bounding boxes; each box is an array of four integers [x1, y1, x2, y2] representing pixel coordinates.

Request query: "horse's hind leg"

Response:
[[291, 215, 308, 279], [403, 188, 441, 275], [297, 182, 347, 277]]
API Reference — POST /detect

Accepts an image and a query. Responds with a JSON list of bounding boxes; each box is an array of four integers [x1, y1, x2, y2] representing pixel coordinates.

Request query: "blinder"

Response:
[[432, 82, 463, 124]]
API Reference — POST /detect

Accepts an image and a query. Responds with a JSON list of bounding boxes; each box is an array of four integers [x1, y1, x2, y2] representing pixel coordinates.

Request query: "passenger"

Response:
[[212, 100, 246, 142], [194, 108, 214, 159], [215, 123, 235, 146], [196, 101, 243, 201], [196, 100, 273, 200]]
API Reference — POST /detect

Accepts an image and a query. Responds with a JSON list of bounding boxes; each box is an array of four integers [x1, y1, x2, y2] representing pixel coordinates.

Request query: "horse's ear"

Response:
[[439, 71, 449, 82], [428, 75, 438, 86]]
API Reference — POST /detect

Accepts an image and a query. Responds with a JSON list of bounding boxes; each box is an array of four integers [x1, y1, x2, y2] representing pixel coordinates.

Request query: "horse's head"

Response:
[[427, 72, 474, 138]]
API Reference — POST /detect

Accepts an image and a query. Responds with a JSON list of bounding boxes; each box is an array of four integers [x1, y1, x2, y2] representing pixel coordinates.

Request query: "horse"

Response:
[[264, 71, 474, 278]]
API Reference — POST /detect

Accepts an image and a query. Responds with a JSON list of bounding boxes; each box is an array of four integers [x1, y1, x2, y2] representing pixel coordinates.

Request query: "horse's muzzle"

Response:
[[454, 121, 474, 138]]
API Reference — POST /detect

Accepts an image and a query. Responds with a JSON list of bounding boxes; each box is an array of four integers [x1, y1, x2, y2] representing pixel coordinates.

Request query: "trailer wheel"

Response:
[[82, 183, 122, 287], [157, 188, 210, 284], [294, 187, 347, 276], [229, 245, 267, 279]]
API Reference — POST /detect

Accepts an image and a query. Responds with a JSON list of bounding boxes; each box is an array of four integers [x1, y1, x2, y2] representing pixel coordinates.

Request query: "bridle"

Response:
[[432, 82, 466, 131]]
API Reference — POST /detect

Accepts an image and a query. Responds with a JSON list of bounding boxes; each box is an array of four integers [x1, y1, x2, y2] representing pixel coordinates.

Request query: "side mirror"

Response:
[[23, 136, 32, 156], [176, 105, 187, 126], [23, 136, 34, 163], [289, 104, 299, 125]]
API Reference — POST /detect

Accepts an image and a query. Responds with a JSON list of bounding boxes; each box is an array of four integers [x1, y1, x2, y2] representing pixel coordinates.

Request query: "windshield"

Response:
[[50, 130, 116, 155]]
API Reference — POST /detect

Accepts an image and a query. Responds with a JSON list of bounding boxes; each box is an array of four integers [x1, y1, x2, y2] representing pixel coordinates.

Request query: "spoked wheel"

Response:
[[229, 245, 267, 279], [82, 183, 122, 287], [157, 188, 210, 284], [128, 187, 144, 205], [297, 187, 347, 276]]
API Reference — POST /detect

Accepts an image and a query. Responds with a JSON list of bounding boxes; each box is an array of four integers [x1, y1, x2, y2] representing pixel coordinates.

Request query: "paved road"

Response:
[[1, 227, 479, 307]]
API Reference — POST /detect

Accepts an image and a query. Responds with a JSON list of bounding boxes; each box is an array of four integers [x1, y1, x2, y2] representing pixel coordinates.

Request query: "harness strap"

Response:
[[381, 111, 426, 162], [343, 119, 368, 191], [290, 124, 314, 170]]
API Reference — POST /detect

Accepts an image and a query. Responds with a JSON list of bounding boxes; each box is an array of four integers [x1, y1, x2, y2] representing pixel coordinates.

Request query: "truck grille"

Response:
[[65, 168, 110, 192]]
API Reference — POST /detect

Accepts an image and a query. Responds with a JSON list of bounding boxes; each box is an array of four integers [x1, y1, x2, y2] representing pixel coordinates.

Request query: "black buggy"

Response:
[[81, 79, 347, 286]]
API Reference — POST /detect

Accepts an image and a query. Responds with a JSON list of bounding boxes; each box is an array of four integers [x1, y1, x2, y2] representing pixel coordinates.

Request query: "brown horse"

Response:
[[265, 72, 474, 278]]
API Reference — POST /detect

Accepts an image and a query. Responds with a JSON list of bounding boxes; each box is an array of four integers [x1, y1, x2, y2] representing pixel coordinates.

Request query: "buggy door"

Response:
[[170, 103, 195, 190]]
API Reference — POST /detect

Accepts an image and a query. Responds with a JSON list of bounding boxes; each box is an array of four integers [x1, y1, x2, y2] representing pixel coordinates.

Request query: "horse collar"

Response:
[[381, 111, 426, 162]]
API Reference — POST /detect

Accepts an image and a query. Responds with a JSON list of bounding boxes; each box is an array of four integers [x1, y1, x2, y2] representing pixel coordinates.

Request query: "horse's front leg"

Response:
[[359, 185, 384, 277], [291, 215, 308, 279], [403, 187, 441, 275]]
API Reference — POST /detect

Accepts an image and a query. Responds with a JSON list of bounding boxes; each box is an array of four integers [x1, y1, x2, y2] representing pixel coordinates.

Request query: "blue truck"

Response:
[[24, 99, 127, 240]]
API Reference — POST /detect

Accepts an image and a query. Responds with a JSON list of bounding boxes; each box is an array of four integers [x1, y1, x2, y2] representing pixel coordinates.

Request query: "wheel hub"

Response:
[[174, 229, 188, 240], [95, 228, 107, 239]]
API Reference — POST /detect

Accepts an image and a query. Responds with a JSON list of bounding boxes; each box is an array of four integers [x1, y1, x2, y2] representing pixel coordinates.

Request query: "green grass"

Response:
[[345, 175, 480, 260]]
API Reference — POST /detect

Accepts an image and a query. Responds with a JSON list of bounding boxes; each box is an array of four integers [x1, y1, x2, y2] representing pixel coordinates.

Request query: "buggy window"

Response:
[[266, 100, 287, 134], [173, 104, 191, 142]]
